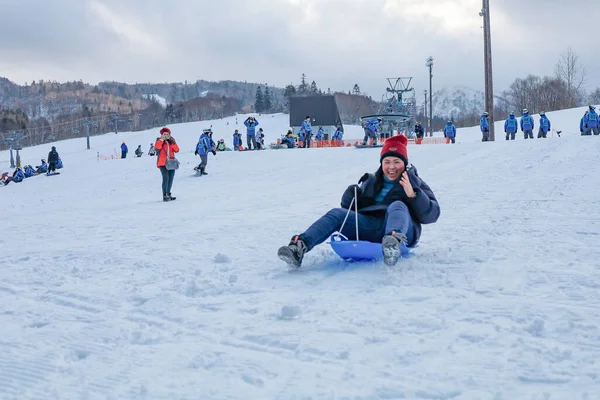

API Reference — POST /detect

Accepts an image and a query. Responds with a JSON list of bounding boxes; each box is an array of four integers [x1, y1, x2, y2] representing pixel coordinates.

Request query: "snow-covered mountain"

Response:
[[431, 85, 485, 119]]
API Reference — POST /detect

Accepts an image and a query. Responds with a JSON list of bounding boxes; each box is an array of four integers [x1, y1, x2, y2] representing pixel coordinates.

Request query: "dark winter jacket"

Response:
[[340, 165, 440, 246], [48, 149, 59, 164], [414, 124, 424, 138]]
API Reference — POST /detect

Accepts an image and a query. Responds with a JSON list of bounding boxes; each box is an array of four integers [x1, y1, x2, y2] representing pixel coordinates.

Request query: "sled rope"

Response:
[[338, 186, 360, 241]]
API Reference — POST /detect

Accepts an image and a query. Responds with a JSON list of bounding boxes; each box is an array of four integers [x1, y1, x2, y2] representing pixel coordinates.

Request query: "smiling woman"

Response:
[[278, 134, 441, 268]]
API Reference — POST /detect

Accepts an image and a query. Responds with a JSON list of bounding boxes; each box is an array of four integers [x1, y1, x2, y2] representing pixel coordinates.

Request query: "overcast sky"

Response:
[[1, 0, 598, 100]]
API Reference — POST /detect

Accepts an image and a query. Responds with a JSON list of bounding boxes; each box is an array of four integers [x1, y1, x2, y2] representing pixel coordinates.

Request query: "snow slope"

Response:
[[1, 110, 600, 399]]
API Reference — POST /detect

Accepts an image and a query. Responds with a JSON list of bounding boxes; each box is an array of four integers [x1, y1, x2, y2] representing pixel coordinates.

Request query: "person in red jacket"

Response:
[[154, 127, 180, 201]]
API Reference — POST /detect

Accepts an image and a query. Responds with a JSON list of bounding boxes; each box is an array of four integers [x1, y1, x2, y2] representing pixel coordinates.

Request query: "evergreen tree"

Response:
[[310, 80, 318, 93], [263, 85, 273, 112], [283, 84, 296, 111], [298, 73, 309, 93], [254, 86, 264, 112]]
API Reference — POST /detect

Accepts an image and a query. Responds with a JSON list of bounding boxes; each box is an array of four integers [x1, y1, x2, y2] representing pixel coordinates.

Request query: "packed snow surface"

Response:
[[1, 110, 599, 399]]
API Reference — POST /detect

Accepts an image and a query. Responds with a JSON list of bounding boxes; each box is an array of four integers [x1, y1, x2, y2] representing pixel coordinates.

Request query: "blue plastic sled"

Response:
[[328, 233, 410, 262]]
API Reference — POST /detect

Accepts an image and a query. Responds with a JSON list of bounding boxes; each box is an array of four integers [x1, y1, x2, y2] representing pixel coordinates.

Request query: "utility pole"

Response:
[[111, 114, 119, 134], [83, 119, 92, 149], [480, 0, 495, 140], [9, 141, 14, 168], [426, 57, 434, 137]]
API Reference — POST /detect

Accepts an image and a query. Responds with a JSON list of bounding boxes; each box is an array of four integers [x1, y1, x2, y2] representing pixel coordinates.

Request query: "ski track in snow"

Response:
[[0, 113, 599, 399]]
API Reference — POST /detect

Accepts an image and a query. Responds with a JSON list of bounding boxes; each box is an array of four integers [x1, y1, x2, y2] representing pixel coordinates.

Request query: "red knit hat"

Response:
[[160, 127, 171, 135], [380, 135, 408, 165]]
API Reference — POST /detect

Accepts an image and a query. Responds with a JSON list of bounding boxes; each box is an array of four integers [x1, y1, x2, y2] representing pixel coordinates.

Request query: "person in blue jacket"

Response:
[[538, 112, 551, 138], [194, 130, 216, 176], [277, 135, 440, 268], [121, 142, 128, 158], [520, 109, 534, 139], [12, 167, 25, 183], [315, 126, 324, 141], [36, 159, 48, 174], [281, 131, 296, 148], [504, 112, 518, 140], [332, 128, 344, 141], [233, 129, 242, 150], [362, 117, 381, 145], [301, 116, 313, 148], [244, 117, 259, 150], [23, 165, 36, 177], [583, 105, 599, 135], [443, 120, 456, 143], [480, 112, 490, 141], [580, 111, 588, 135]]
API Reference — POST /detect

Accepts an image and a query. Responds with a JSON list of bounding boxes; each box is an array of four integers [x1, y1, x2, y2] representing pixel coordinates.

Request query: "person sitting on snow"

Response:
[[277, 135, 440, 268], [23, 165, 36, 177], [281, 130, 296, 148], [216, 139, 227, 151], [36, 159, 48, 174], [12, 167, 25, 183], [148, 143, 156, 156], [135, 145, 143, 157]]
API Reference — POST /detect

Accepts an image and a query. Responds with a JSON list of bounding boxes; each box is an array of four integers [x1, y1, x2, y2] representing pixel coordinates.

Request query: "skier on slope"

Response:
[[278, 135, 440, 268]]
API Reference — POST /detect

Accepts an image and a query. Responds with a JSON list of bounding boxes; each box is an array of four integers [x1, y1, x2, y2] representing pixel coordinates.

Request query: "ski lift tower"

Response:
[[360, 77, 417, 138]]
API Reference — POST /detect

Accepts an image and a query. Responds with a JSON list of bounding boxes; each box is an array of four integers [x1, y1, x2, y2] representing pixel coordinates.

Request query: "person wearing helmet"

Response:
[[504, 112, 518, 140], [538, 112, 551, 138], [520, 109, 534, 139], [36, 159, 48, 174], [480, 112, 490, 142], [443, 120, 456, 144], [583, 105, 599, 135]]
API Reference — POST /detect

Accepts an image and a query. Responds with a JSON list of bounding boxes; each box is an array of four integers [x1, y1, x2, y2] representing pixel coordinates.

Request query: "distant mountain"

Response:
[[431, 86, 485, 119]]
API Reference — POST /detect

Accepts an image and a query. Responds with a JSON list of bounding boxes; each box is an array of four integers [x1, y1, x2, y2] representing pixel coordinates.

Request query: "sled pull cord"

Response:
[[338, 186, 360, 240], [354, 186, 359, 241]]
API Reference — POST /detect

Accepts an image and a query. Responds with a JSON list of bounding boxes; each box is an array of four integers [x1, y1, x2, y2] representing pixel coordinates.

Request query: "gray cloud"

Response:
[[0, 0, 598, 99]]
